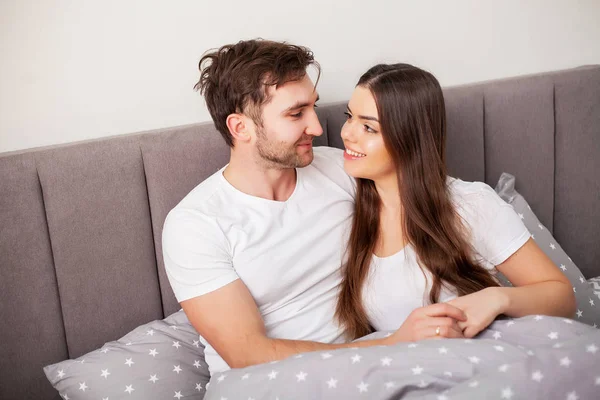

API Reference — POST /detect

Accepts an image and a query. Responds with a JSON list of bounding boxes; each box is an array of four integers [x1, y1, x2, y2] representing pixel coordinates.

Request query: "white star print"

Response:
[[172, 341, 181, 349], [494, 345, 505, 352], [563, 319, 573, 324], [469, 381, 479, 388], [321, 352, 333, 359], [468, 356, 480, 364], [351, 354, 362, 364], [193, 360, 201, 368], [326, 378, 337, 388], [548, 332, 559, 340], [149, 374, 158, 383], [518, 213, 524, 219], [463, 339, 473, 344], [506, 320, 515, 327], [296, 371, 307, 381], [100, 348, 109, 354], [438, 347, 449, 354], [560, 264, 567, 271], [538, 224, 544, 230], [553, 343, 563, 349], [531, 234, 535, 239], [79, 359, 85, 364], [102, 398, 108, 400], [576, 310, 583, 318], [385, 381, 396, 389], [357, 381, 369, 393], [595, 376, 600, 385], [193, 340, 200, 348], [125, 358, 134, 367], [61, 394, 69, 400], [412, 365, 424, 375], [101, 369, 110, 378], [217, 374, 226, 382], [534, 315, 544, 321], [174, 391, 183, 399], [126, 342, 132, 346], [587, 344, 598, 354], [149, 348, 159, 357], [493, 331, 502, 340], [549, 243, 556, 250], [268, 370, 278, 380], [294, 354, 303, 358], [78, 382, 88, 391], [146, 329, 154, 336], [438, 395, 449, 400], [566, 391, 578, 400], [57, 370, 65, 379], [125, 385, 134, 394], [579, 276, 585, 283], [241, 373, 250, 380], [498, 364, 510, 372], [444, 371, 453, 377], [527, 350, 535, 356], [173, 365, 182, 374], [501, 387, 514, 399], [560, 357, 572, 367], [408, 343, 419, 348], [381, 357, 392, 366], [195, 383, 202, 391], [531, 371, 543, 382], [590, 298, 596, 306], [418, 380, 428, 388], [573, 287, 577, 293]]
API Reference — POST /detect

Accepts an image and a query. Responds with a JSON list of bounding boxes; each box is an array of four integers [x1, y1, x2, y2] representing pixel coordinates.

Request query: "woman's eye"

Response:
[[364, 125, 376, 133], [343, 111, 352, 120]]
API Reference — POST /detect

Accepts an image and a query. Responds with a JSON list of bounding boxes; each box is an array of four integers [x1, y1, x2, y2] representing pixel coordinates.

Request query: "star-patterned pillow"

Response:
[[43, 309, 209, 400], [494, 172, 600, 327]]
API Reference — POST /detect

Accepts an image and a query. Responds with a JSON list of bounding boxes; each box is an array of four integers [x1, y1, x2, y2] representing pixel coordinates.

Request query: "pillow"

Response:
[[44, 310, 209, 400], [589, 276, 600, 301], [494, 172, 600, 327]]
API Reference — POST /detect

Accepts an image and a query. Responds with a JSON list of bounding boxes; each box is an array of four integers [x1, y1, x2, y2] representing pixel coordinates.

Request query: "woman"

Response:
[[335, 63, 575, 342]]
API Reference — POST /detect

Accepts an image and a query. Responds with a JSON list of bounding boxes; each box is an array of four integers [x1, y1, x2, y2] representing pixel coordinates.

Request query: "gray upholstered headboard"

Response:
[[1, 65, 599, 399]]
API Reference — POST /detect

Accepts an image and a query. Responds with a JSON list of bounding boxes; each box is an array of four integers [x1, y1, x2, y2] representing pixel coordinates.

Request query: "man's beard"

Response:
[[255, 125, 313, 169]]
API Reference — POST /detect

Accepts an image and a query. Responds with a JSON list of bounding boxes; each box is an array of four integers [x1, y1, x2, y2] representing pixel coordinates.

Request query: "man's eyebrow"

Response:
[[346, 105, 379, 122], [282, 95, 320, 113]]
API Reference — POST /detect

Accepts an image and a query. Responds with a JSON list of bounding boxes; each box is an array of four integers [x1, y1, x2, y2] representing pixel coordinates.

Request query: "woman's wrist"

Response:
[[488, 286, 511, 316]]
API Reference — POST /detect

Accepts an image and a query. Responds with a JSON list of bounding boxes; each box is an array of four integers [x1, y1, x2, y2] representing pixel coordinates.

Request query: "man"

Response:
[[162, 39, 466, 375]]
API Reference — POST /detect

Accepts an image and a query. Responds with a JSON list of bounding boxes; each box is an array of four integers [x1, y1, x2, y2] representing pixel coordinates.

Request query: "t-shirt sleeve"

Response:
[[313, 146, 357, 197], [162, 208, 239, 302], [455, 183, 531, 271]]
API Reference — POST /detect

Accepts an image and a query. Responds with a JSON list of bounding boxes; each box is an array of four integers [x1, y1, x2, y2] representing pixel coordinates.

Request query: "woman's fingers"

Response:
[[418, 317, 464, 339], [422, 303, 467, 321]]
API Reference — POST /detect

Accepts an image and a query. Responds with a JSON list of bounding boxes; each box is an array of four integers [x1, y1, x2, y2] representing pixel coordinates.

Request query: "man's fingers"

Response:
[[423, 303, 467, 321]]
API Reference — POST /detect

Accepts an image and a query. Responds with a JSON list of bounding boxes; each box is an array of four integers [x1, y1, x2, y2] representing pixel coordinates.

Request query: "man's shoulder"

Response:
[[308, 146, 355, 196]]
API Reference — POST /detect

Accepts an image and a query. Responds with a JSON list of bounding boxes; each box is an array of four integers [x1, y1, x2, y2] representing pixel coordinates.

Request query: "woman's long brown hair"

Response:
[[335, 64, 499, 340]]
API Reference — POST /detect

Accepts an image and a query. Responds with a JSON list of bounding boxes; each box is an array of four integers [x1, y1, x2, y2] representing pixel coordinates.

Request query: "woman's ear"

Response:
[[226, 113, 251, 144]]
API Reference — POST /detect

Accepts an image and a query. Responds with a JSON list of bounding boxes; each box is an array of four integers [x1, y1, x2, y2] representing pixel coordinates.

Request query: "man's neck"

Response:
[[223, 151, 297, 202]]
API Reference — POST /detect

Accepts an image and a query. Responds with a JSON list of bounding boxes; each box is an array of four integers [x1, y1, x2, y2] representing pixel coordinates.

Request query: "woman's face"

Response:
[[341, 85, 395, 181]]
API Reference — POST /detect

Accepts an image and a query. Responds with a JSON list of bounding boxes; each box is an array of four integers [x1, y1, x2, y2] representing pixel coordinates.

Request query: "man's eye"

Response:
[[290, 112, 303, 118]]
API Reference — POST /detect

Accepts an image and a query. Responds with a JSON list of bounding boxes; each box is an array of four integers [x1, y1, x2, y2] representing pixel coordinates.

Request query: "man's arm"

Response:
[[181, 279, 389, 369]]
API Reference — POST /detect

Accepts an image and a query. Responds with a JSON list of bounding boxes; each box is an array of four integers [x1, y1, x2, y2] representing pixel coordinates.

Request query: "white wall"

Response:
[[1, 0, 599, 153]]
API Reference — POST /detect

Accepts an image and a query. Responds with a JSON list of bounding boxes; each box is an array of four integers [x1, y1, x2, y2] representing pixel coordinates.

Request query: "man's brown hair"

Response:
[[194, 39, 320, 147]]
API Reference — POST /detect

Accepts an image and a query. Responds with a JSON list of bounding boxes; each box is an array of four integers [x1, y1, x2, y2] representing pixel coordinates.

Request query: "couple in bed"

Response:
[[162, 39, 575, 376]]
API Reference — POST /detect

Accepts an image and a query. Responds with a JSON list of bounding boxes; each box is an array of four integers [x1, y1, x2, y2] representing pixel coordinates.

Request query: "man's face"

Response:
[[252, 74, 323, 169]]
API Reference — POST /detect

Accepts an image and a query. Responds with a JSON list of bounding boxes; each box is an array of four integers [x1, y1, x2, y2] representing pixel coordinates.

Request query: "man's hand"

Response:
[[447, 287, 507, 338], [383, 303, 468, 344]]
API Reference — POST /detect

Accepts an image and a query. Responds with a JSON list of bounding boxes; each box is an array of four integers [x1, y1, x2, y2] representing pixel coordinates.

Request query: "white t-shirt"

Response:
[[162, 147, 355, 374], [363, 178, 531, 332]]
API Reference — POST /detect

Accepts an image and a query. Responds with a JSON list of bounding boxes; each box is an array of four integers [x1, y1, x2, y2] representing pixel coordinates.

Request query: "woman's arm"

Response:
[[491, 238, 576, 318]]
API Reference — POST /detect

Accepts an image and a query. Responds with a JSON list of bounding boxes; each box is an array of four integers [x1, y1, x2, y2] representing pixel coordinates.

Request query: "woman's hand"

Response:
[[446, 287, 508, 338], [383, 303, 468, 344]]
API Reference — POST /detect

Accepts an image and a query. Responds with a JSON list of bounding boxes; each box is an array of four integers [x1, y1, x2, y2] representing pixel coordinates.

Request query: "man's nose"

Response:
[[306, 112, 323, 137]]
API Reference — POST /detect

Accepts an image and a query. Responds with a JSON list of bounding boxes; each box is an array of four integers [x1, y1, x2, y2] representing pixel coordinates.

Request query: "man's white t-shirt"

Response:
[[162, 147, 355, 374], [363, 178, 531, 331]]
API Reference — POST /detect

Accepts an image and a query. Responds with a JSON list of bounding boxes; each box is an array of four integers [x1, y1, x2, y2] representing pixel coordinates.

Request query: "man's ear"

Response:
[[226, 113, 252, 143]]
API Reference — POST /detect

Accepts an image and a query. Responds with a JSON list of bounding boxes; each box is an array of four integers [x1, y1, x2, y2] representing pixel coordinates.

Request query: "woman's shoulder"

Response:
[[446, 177, 511, 218]]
